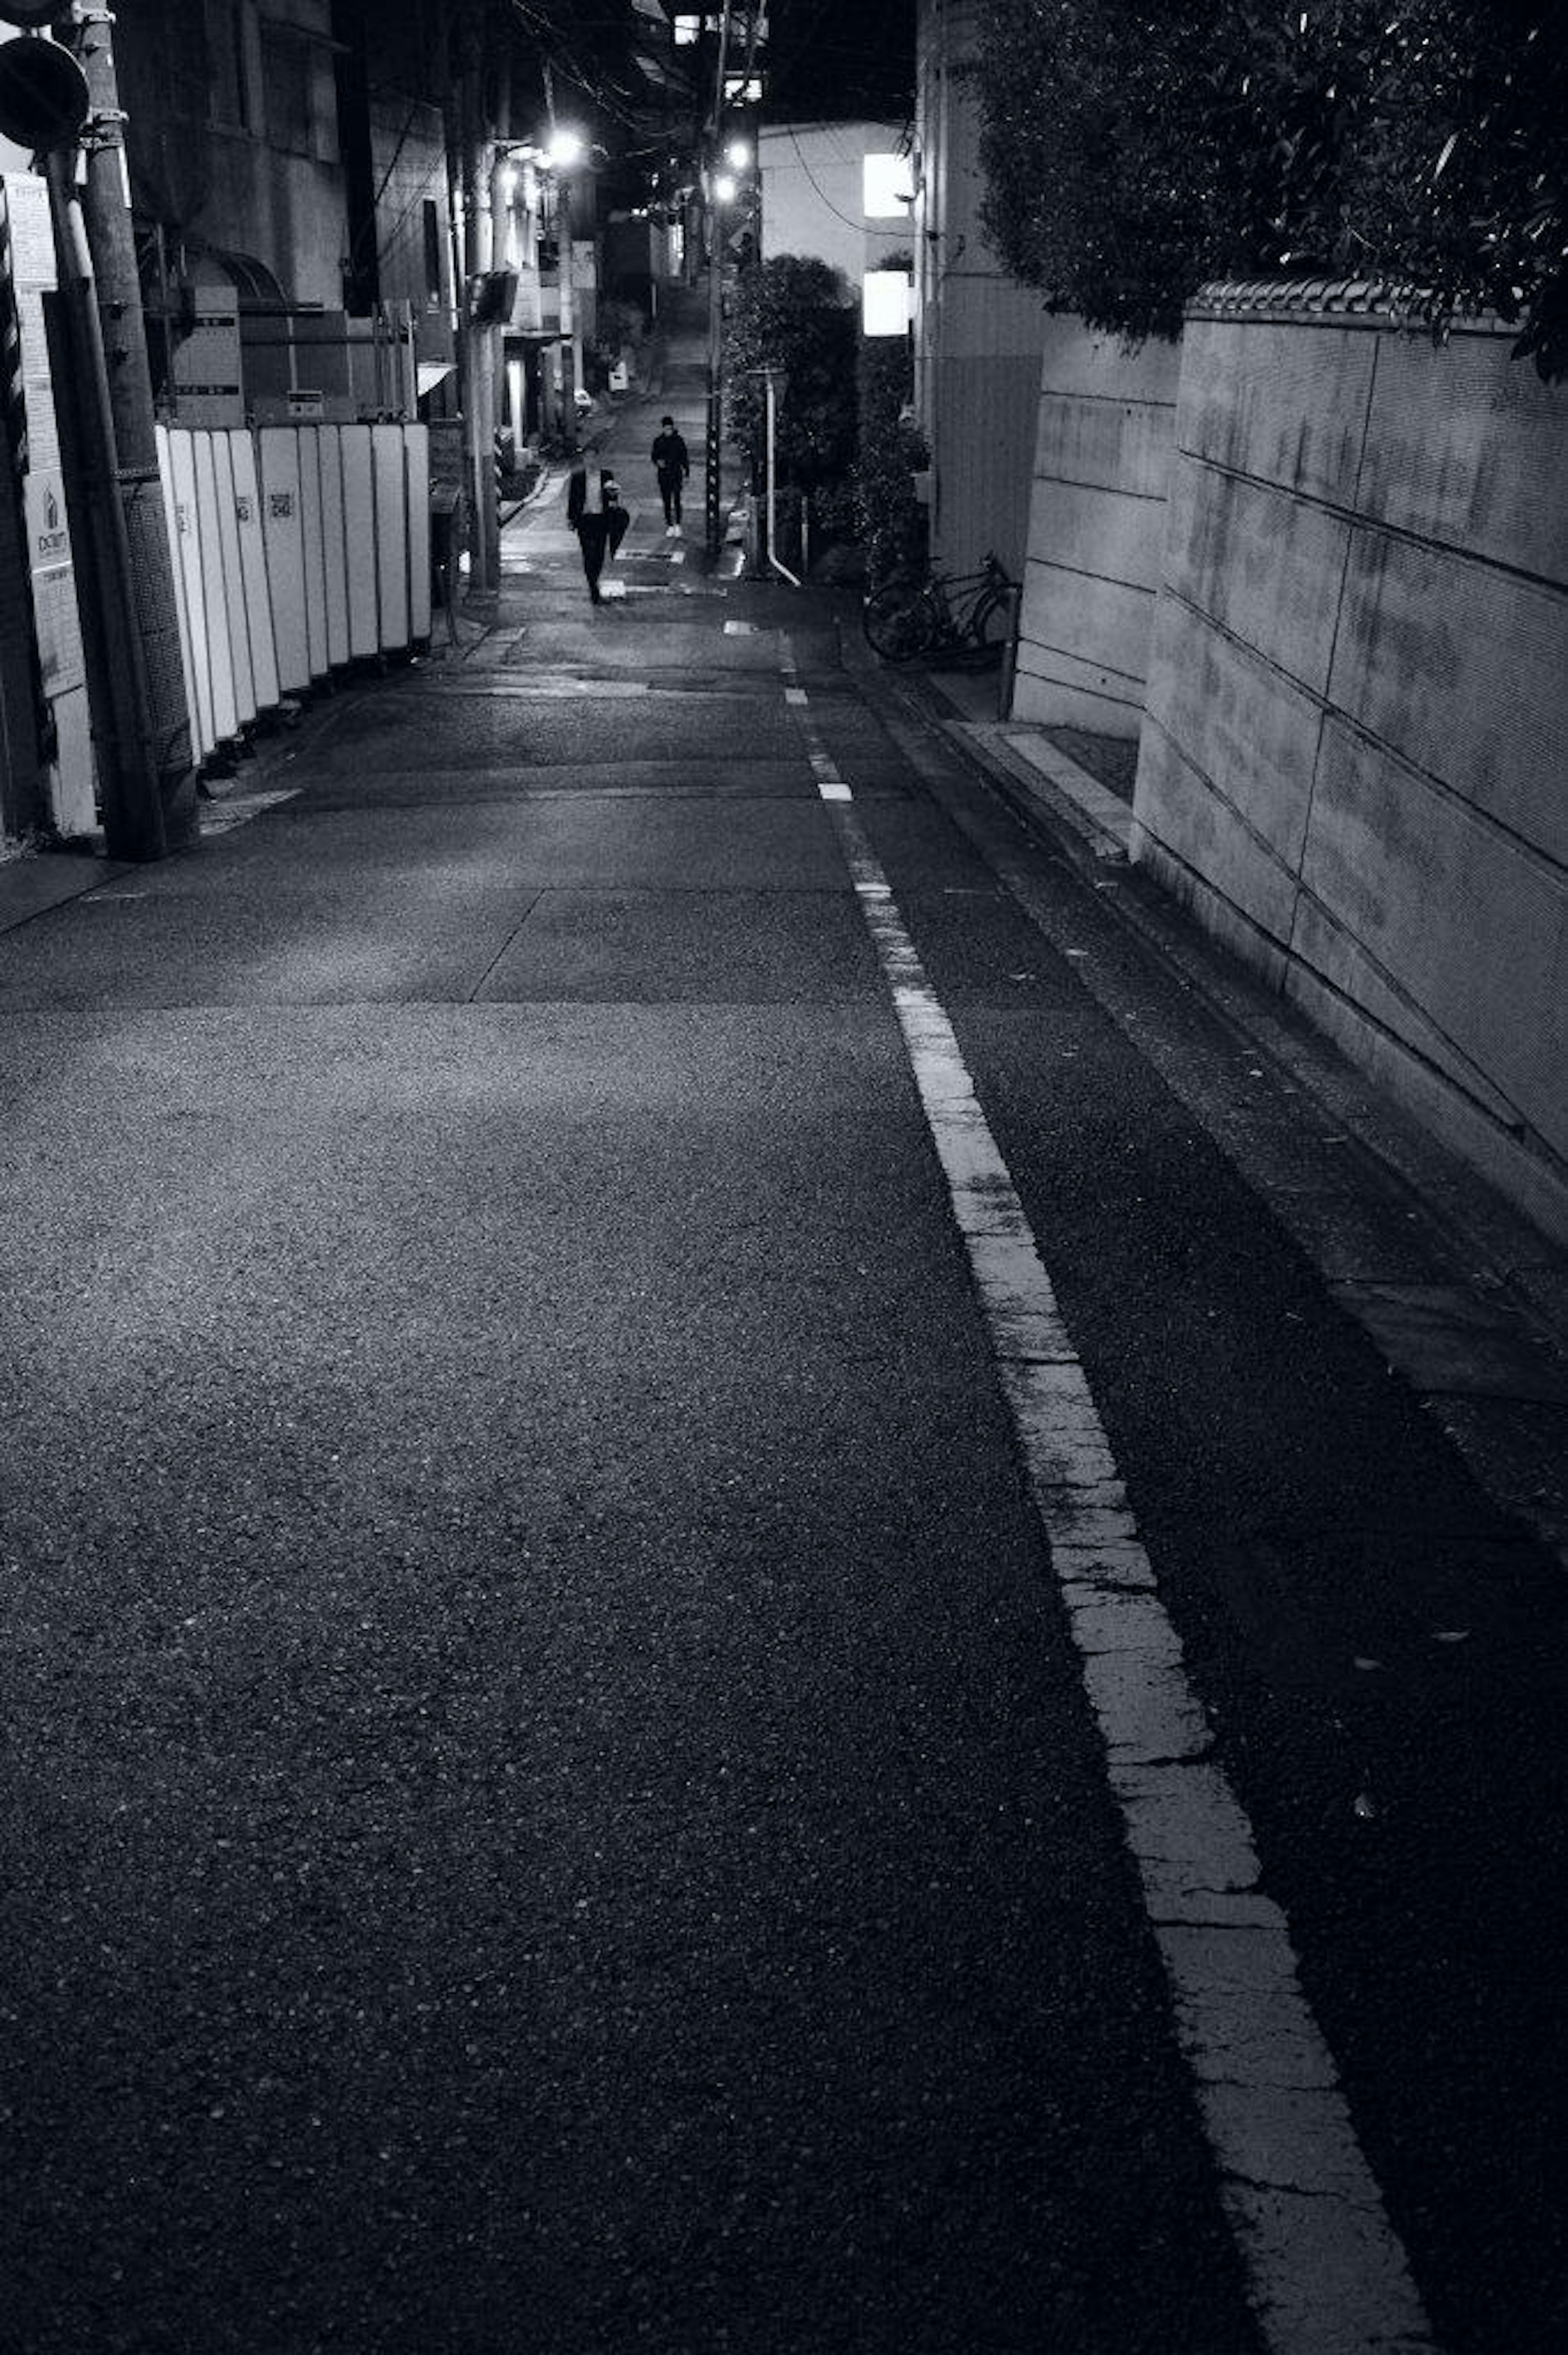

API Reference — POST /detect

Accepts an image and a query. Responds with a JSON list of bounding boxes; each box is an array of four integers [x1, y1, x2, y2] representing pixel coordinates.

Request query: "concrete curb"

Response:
[[842, 617, 1568, 1562], [0, 846, 135, 937]]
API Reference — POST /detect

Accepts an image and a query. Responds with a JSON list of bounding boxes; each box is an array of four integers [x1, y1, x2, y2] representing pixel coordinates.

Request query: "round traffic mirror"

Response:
[[0, 33, 89, 153]]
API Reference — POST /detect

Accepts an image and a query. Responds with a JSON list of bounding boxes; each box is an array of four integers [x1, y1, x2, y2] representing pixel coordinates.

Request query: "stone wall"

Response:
[[1011, 322, 1180, 735], [1134, 290, 1568, 1241]]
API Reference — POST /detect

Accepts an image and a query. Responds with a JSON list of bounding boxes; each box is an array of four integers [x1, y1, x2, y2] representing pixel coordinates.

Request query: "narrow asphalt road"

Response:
[[0, 439, 1563, 2353]]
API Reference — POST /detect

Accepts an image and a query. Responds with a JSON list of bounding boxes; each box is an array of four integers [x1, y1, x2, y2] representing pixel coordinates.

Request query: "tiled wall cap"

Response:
[[1187, 276, 1514, 337]]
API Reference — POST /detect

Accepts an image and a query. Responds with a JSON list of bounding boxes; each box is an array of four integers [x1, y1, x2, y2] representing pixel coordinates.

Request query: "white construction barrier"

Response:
[[163, 427, 216, 760], [372, 424, 410, 652], [318, 426, 350, 670], [405, 424, 432, 644], [155, 423, 203, 761], [192, 433, 239, 744], [258, 427, 309, 694], [229, 431, 280, 712], [340, 424, 379, 661], [154, 419, 429, 765], [210, 433, 256, 731], [296, 428, 329, 681]]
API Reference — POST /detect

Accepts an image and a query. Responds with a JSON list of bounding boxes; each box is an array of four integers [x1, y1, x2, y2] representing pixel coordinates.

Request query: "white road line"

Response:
[[780, 653, 1437, 2355]]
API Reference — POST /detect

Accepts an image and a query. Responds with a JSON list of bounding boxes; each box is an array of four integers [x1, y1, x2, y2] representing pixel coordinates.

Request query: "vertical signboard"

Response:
[[0, 170, 94, 833]]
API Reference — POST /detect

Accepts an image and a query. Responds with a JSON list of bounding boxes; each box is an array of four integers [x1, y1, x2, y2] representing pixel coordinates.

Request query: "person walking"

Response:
[[566, 445, 628, 604], [650, 415, 690, 535]]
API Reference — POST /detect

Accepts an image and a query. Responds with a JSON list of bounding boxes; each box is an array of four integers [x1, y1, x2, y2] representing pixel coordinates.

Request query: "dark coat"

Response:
[[566, 464, 621, 528], [651, 429, 689, 480]]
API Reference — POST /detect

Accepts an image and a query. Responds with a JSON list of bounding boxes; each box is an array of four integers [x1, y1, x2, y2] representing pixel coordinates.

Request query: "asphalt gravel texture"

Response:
[[1, 479, 1563, 2354]]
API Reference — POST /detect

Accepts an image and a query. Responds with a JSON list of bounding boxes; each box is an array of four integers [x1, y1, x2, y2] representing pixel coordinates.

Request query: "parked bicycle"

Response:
[[862, 551, 1018, 665]]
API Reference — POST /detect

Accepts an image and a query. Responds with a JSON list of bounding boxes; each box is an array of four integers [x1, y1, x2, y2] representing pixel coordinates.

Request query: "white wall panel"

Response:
[[229, 433, 279, 711], [404, 426, 431, 642], [297, 429, 329, 680], [156, 425, 202, 757], [259, 427, 309, 693], [166, 429, 216, 758], [318, 427, 350, 669], [210, 434, 256, 729], [193, 433, 239, 743], [372, 424, 410, 651], [340, 425, 378, 660]]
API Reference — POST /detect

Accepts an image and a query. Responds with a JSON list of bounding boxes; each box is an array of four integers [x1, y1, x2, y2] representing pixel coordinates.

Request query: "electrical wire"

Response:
[[784, 123, 895, 233]]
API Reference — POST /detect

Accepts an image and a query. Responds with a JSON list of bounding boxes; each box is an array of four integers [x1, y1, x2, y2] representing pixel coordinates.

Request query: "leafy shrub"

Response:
[[855, 333, 929, 589], [973, 0, 1568, 375], [723, 256, 860, 489]]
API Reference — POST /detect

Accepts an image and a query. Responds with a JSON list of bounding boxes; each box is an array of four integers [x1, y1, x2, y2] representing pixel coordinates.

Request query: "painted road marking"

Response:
[[778, 647, 1436, 2355]]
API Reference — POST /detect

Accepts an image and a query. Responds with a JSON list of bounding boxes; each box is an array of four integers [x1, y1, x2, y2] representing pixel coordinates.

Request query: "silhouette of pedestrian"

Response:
[[566, 443, 628, 603], [651, 415, 690, 535]]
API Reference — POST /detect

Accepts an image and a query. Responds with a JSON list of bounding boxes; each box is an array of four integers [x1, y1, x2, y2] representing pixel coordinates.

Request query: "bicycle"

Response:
[[862, 551, 1018, 666]]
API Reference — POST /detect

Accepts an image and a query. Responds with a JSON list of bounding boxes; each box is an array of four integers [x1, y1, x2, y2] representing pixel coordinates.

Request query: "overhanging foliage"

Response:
[[973, 0, 1568, 375]]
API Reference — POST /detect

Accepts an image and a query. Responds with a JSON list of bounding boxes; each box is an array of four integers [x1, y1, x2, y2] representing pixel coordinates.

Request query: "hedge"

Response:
[[973, 0, 1568, 376]]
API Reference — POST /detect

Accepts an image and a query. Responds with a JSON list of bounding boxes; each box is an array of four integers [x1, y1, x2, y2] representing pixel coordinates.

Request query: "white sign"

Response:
[[862, 269, 911, 337], [1, 169, 95, 830]]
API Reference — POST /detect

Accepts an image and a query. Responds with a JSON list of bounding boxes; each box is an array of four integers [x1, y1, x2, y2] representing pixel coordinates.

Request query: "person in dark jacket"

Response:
[[565, 446, 628, 602], [650, 416, 690, 533]]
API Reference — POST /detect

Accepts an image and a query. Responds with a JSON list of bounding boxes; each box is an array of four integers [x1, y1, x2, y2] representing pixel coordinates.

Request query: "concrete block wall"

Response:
[[1134, 293, 1568, 1242], [1011, 322, 1181, 736]]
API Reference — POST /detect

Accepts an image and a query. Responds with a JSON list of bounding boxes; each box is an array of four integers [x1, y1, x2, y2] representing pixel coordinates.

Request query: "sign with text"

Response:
[[1, 167, 93, 828]]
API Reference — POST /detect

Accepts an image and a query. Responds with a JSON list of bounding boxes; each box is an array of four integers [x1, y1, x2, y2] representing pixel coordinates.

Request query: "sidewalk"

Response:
[[855, 632, 1568, 1564]]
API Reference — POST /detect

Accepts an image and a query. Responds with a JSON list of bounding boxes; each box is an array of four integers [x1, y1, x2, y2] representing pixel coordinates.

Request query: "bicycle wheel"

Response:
[[966, 587, 1013, 664], [863, 579, 934, 662]]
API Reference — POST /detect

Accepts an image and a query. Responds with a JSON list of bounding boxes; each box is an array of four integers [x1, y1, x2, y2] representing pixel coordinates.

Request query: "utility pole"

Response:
[[487, 43, 511, 575], [58, 0, 197, 853], [458, 3, 498, 600], [703, 4, 733, 563]]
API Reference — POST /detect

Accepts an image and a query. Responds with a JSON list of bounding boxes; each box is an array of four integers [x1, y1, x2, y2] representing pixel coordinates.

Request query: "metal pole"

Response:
[[42, 147, 164, 858], [703, 7, 733, 563], [62, 1, 196, 852], [765, 370, 800, 588]]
